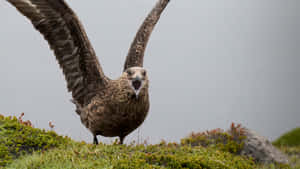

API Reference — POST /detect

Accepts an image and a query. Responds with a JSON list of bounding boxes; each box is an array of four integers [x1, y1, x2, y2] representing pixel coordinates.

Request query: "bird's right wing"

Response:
[[123, 0, 170, 71], [6, 0, 108, 105]]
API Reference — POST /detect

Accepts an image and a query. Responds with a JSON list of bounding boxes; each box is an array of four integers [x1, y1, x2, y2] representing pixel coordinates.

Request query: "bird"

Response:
[[6, 0, 170, 144]]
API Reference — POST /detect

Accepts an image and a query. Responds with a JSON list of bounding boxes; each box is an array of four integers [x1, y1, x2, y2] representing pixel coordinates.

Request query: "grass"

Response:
[[279, 146, 300, 169], [273, 128, 300, 147], [0, 114, 299, 169], [272, 127, 300, 168], [6, 142, 258, 169], [0, 114, 70, 166]]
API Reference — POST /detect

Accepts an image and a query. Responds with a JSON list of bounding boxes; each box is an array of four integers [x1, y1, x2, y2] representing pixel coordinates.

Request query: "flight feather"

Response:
[[124, 0, 170, 71], [7, 0, 107, 105]]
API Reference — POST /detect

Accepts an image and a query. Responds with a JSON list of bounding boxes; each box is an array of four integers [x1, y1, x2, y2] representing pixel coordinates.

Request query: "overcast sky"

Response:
[[1, 0, 300, 144]]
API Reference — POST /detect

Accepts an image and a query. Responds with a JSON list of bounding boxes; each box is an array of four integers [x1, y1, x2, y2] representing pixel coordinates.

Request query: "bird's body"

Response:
[[76, 73, 149, 143], [5, 0, 170, 144]]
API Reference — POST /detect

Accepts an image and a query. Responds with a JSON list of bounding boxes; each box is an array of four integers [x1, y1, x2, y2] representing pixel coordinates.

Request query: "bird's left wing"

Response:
[[123, 0, 170, 71], [6, 0, 108, 105]]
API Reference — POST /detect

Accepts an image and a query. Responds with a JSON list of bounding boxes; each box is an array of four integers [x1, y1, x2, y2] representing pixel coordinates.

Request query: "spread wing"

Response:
[[6, 0, 108, 105], [123, 0, 170, 71]]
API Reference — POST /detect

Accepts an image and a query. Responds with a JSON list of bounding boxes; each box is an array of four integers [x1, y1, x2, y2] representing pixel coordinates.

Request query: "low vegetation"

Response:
[[0, 114, 70, 166], [0, 114, 299, 169], [272, 127, 300, 168], [273, 128, 300, 147], [181, 123, 246, 154]]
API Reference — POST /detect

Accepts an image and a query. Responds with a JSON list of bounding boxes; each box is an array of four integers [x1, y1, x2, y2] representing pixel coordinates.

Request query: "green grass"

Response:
[[0, 114, 70, 166], [272, 128, 300, 168], [0, 114, 299, 169], [278, 146, 300, 169], [273, 128, 300, 147], [6, 142, 258, 169]]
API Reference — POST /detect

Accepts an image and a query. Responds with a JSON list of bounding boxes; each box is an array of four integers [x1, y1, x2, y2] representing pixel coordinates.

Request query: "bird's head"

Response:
[[124, 67, 148, 98]]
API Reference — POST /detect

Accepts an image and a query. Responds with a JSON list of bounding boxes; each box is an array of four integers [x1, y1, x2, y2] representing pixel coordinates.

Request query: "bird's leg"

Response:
[[119, 136, 125, 145], [93, 135, 99, 145]]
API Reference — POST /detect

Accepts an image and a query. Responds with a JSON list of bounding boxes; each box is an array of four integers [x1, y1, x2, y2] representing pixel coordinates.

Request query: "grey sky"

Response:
[[1, 0, 300, 144]]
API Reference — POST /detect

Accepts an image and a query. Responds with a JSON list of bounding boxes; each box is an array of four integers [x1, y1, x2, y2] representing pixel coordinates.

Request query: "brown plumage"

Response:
[[6, 0, 170, 144]]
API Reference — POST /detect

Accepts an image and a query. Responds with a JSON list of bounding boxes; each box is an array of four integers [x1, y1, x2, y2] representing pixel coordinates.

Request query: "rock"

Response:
[[240, 128, 289, 164]]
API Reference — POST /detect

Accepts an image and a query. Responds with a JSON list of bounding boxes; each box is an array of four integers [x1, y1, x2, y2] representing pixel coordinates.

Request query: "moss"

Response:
[[273, 128, 300, 147], [0, 114, 70, 167], [7, 142, 257, 169], [180, 123, 246, 154], [278, 146, 300, 168], [1, 115, 298, 169]]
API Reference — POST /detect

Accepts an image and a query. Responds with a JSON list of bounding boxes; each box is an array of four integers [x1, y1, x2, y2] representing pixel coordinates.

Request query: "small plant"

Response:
[[181, 123, 246, 154], [17, 112, 33, 127], [49, 121, 55, 130]]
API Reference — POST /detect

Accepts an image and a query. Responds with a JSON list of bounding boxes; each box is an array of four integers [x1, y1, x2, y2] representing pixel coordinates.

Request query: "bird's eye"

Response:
[[142, 71, 146, 76], [127, 70, 133, 76]]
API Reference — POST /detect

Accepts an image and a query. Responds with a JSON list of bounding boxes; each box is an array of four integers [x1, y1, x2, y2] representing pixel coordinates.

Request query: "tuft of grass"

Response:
[[273, 128, 300, 147], [0, 114, 70, 166], [181, 123, 246, 154]]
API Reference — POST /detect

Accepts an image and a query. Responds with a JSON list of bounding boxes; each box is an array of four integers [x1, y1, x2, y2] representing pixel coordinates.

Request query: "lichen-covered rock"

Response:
[[182, 124, 290, 165], [241, 128, 289, 164]]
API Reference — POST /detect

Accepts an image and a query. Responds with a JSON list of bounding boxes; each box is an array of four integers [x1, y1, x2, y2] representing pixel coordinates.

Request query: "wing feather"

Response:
[[123, 0, 170, 71], [6, 0, 107, 105]]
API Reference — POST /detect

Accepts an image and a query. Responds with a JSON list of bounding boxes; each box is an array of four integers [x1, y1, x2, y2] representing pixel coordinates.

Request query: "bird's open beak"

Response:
[[132, 77, 142, 98]]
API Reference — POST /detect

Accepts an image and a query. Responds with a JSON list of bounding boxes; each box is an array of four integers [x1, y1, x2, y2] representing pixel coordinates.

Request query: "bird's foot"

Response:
[[119, 136, 124, 145], [93, 135, 99, 145]]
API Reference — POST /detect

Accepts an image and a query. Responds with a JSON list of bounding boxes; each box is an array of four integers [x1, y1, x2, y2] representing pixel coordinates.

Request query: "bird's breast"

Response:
[[85, 86, 149, 137], [106, 91, 150, 134]]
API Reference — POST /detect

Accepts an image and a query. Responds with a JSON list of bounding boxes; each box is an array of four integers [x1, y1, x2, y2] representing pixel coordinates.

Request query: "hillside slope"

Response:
[[0, 114, 298, 169], [273, 128, 300, 147]]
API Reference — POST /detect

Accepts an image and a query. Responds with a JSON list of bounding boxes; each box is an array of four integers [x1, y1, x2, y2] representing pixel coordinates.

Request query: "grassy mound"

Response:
[[6, 142, 257, 169], [0, 114, 70, 166], [0, 114, 298, 169], [273, 128, 300, 168], [181, 124, 246, 154], [273, 128, 300, 147], [279, 146, 300, 169]]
